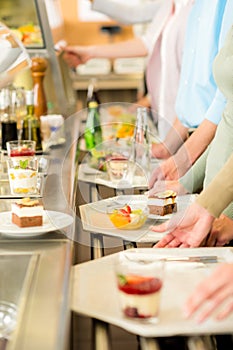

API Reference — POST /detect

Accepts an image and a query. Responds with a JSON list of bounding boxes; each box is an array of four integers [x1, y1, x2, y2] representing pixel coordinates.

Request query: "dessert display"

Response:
[[148, 190, 177, 216], [7, 158, 38, 195], [108, 204, 147, 229], [11, 198, 43, 227], [7, 140, 36, 157], [106, 156, 129, 182], [116, 123, 135, 139], [116, 273, 163, 319], [10, 24, 43, 47]]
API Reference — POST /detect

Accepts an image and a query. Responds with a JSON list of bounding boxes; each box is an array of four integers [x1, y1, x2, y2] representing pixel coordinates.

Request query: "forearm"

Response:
[[179, 146, 210, 193], [162, 117, 189, 155], [173, 119, 217, 176], [89, 37, 147, 59], [196, 153, 233, 217]]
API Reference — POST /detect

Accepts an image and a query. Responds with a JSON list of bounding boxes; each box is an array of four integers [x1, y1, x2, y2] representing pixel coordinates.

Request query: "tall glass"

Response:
[[115, 251, 164, 323]]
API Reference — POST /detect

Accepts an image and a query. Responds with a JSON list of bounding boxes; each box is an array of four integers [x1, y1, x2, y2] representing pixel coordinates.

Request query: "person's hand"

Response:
[[151, 142, 170, 159], [206, 214, 233, 247], [152, 202, 215, 248], [63, 45, 94, 68], [127, 96, 151, 113], [148, 180, 188, 197], [184, 263, 233, 322], [149, 157, 180, 188]]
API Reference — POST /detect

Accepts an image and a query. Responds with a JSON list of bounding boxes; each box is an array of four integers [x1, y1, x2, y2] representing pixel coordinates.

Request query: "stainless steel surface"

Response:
[[164, 256, 218, 264], [0, 240, 72, 350], [0, 111, 80, 349]]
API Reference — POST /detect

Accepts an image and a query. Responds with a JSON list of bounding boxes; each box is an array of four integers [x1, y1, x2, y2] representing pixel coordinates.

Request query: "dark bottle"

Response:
[[22, 90, 43, 151], [86, 78, 101, 108], [84, 101, 103, 150], [1, 120, 18, 150], [1, 88, 18, 150]]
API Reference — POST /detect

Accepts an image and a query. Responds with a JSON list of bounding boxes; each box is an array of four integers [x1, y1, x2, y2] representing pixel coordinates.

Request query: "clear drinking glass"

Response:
[[131, 107, 151, 179], [115, 251, 164, 323], [6, 140, 36, 157]]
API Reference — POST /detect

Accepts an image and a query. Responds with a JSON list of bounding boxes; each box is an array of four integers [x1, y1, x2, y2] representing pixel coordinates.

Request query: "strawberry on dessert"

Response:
[[10, 148, 35, 157], [116, 273, 163, 319], [108, 204, 147, 229]]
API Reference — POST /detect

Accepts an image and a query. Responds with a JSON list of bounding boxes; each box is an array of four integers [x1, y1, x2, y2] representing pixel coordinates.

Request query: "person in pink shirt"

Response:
[[63, 0, 193, 140]]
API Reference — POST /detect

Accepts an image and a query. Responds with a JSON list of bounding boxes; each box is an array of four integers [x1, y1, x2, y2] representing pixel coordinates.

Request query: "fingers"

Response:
[[154, 233, 175, 247], [150, 222, 168, 232], [217, 299, 233, 320], [184, 264, 233, 321], [206, 232, 217, 247], [149, 168, 161, 189], [165, 236, 183, 248], [179, 243, 190, 248], [195, 285, 233, 323], [148, 181, 167, 197]]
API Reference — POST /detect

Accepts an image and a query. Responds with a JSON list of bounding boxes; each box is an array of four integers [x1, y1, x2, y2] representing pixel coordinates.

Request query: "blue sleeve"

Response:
[[204, 89, 226, 125], [219, 0, 233, 46]]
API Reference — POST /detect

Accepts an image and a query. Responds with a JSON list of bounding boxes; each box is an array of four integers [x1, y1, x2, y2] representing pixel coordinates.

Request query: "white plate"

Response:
[[0, 210, 73, 237], [115, 194, 196, 220]]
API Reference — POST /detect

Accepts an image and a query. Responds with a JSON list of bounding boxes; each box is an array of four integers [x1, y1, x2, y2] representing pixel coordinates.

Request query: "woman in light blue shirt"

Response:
[[149, 0, 232, 186]]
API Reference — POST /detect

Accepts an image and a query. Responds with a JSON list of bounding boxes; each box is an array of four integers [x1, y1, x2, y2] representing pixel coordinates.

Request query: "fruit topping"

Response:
[[109, 204, 146, 229], [117, 274, 162, 295], [154, 190, 176, 199]]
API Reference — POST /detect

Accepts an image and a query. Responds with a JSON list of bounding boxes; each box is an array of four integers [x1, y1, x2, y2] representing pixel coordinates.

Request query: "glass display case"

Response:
[[0, 0, 76, 117]]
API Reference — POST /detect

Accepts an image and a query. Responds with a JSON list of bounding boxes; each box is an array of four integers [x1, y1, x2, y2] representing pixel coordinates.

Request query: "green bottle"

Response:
[[84, 101, 102, 150], [22, 90, 43, 151]]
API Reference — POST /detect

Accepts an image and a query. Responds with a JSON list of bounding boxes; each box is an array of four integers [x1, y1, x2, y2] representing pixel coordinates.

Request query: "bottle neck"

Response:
[[26, 104, 35, 116]]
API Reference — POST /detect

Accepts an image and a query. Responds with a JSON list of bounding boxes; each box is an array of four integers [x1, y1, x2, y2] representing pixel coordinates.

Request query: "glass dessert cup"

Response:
[[106, 156, 129, 182], [115, 251, 164, 322], [7, 157, 38, 195], [108, 204, 148, 230], [6, 140, 36, 157]]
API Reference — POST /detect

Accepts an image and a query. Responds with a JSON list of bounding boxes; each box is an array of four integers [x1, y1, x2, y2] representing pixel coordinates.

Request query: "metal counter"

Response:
[[0, 113, 80, 350]]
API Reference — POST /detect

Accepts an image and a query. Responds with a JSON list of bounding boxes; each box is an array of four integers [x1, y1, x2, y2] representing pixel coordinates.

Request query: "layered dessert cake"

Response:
[[8, 158, 38, 195], [148, 190, 177, 216], [12, 198, 43, 227], [116, 274, 162, 319]]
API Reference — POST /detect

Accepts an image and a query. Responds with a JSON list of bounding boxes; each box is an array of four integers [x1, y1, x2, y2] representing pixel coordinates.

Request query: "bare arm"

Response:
[[173, 119, 217, 173], [63, 37, 147, 67], [151, 117, 189, 159], [149, 119, 217, 186]]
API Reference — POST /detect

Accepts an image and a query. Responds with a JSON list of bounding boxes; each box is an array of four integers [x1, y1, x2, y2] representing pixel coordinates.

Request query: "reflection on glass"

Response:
[[0, 23, 31, 88], [0, 0, 44, 48]]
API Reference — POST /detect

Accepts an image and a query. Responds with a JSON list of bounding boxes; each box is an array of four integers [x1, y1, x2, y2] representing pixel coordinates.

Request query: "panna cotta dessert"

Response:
[[116, 274, 163, 319], [148, 190, 177, 216], [106, 156, 129, 182], [12, 198, 43, 227]]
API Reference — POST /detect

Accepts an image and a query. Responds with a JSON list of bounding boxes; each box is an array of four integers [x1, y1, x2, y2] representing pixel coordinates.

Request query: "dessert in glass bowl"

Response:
[[6, 140, 36, 157], [115, 252, 164, 321], [108, 204, 148, 230]]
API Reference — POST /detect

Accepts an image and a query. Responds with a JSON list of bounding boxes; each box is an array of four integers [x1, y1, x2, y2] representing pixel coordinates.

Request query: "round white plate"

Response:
[[0, 210, 73, 237]]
